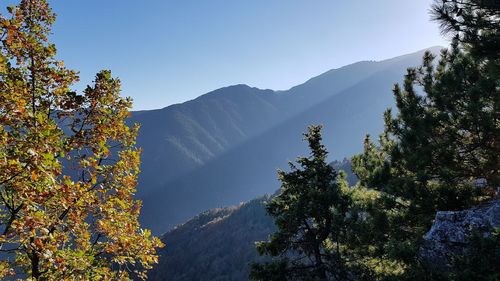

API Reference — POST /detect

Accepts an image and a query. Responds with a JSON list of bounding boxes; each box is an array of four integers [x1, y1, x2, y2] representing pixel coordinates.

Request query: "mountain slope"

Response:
[[148, 161, 357, 281], [135, 47, 443, 234], [129, 59, 389, 197], [148, 197, 275, 281], [129, 85, 282, 196], [129, 49, 435, 196]]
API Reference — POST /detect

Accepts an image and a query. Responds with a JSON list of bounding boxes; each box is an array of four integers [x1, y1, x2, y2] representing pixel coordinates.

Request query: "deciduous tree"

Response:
[[0, 1, 163, 279]]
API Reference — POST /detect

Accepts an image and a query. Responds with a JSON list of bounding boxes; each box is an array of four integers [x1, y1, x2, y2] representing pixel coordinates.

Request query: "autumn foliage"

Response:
[[0, 0, 163, 279]]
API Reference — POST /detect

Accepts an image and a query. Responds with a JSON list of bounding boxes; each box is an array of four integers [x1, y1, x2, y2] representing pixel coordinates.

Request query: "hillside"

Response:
[[148, 162, 357, 281], [148, 197, 275, 281], [129, 85, 282, 196], [136, 47, 443, 234]]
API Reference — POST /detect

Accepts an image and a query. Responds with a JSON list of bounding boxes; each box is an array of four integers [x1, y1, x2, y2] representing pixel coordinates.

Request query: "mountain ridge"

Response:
[[132, 46, 444, 234]]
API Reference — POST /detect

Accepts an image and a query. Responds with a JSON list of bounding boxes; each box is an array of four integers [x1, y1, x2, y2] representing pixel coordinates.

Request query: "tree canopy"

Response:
[[0, 1, 162, 279], [251, 125, 358, 280], [431, 0, 500, 59], [351, 39, 498, 280], [254, 1, 498, 280]]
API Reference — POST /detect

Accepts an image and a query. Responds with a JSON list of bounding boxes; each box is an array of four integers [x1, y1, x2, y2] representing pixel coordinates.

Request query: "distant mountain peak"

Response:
[[194, 84, 274, 101], [134, 46, 448, 234], [380, 46, 445, 65]]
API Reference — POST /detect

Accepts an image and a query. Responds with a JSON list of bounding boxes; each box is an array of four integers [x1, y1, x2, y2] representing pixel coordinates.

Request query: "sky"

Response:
[[14, 1, 448, 110]]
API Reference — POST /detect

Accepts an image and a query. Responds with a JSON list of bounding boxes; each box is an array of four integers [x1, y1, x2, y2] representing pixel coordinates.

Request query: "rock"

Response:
[[420, 199, 500, 270]]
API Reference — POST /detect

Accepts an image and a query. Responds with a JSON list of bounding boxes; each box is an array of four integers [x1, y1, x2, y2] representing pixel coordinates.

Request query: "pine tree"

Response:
[[0, 1, 163, 279], [351, 39, 499, 280], [251, 125, 354, 281], [431, 0, 500, 59]]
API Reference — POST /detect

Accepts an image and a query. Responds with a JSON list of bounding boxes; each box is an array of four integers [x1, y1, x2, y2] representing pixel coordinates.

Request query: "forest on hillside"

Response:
[[0, 0, 498, 280], [249, 1, 500, 280]]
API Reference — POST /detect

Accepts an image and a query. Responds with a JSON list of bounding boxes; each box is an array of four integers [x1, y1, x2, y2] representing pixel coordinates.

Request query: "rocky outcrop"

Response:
[[420, 199, 500, 270]]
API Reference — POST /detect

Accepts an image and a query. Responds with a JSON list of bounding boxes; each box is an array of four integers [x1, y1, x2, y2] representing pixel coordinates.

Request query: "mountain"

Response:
[[133, 47, 443, 234], [148, 162, 357, 281], [129, 85, 282, 196], [148, 197, 275, 281]]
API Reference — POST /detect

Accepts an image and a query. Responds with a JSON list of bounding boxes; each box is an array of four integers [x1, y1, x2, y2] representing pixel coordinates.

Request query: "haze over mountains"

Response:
[[131, 46, 443, 234]]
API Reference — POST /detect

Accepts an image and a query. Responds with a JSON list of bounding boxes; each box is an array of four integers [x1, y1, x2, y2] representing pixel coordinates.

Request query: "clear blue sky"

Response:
[[26, 1, 447, 110]]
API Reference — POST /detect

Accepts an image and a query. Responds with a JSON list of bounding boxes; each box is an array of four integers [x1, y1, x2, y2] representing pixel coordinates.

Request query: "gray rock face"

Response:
[[420, 199, 500, 270]]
